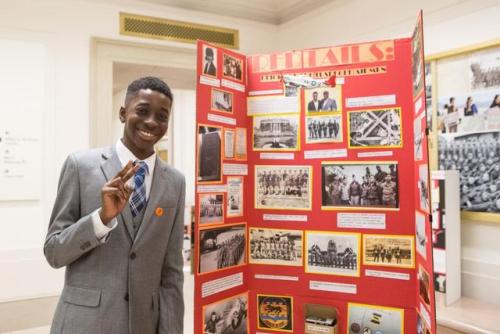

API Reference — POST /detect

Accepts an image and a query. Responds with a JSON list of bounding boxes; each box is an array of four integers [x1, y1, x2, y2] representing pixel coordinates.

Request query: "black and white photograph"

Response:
[[363, 234, 415, 269], [438, 130, 500, 213], [417, 312, 431, 334], [198, 193, 224, 225], [306, 114, 342, 144], [203, 293, 248, 334], [321, 162, 399, 210], [348, 108, 402, 148], [348, 303, 403, 334], [253, 114, 299, 151], [203, 45, 217, 77], [304, 87, 341, 113], [223, 53, 243, 82], [199, 224, 246, 274], [470, 49, 500, 91], [412, 16, 424, 97], [418, 164, 430, 213], [211, 88, 233, 113], [414, 115, 424, 161], [306, 231, 360, 277], [224, 128, 235, 159], [198, 125, 222, 183], [255, 165, 312, 210], [415, 211, 427, 259], [249, 228, 303, 266], [418, 265, 431, 307], [227, 176, 243, 217]]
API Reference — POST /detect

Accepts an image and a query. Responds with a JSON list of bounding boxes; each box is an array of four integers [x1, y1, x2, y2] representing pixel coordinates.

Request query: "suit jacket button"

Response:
[[124, 293, 129, 301], [130, 252, 136, 260]]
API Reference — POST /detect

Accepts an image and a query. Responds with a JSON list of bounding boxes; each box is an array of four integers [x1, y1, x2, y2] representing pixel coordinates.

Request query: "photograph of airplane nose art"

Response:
[[194, 12, 435, 334]]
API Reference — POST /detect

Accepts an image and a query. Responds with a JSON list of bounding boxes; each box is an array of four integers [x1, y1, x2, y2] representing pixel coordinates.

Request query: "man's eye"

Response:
[[137, 108, 147, 114], [158, 113, 169, 122]]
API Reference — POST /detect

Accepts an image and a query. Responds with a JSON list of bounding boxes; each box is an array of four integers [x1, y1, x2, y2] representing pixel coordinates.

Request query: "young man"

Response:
[[44, 77, 185, 334]]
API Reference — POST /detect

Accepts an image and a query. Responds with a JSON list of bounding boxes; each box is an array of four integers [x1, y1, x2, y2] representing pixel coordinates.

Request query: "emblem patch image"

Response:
[[257, 295, 293, 332]]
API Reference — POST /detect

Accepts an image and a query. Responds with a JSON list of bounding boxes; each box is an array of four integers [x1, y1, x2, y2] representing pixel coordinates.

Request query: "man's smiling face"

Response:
[[119, 88, 171, 159]]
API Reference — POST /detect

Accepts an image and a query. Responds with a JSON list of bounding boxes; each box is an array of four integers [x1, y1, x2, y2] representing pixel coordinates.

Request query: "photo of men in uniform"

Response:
[[305, 87, 341, 112], [199, 224, 246, 274], [255, 166, 311, 210], [306, 231, 360, 277], [198, 193, 224, 225], [211, 88, 233, 113], [249, 228, 303, 266], [203, 293, 248, 334], [203, 45, 217, 77], [306, 114, 342, 143], [223, 54, 243, 81], [363, 234, 415, 269], [349, 108, 402, 148], [322, 163, 399, 209]]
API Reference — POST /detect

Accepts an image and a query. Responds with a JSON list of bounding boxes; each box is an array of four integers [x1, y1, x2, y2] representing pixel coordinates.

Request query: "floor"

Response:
[[0, 274, 475, 334]]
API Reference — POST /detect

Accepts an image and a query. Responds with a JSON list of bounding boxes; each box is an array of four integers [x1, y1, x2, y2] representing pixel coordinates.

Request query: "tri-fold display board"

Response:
[[194, 12, 436, 334]]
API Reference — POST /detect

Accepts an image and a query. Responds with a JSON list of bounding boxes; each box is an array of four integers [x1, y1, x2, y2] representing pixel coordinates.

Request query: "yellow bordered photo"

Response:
[[202, 291, 249, 334], [211, 88, 234, 114], [321, 161, 399, 211], [347, 107, 403, 149], [362, 234, 415, 269], [248, 227, 304, 267], [305, 230, 361, 277], [257, 294, 294, 332], [305, 113, 343, 144], [197, 123, 224, 185], [304, 86, 342, 115], [252, 113, 301, 152], [255, 165, 312, 211], [197, 222, 247, 276], [347, 302, 404, 334], [198, 192, 224, 226]]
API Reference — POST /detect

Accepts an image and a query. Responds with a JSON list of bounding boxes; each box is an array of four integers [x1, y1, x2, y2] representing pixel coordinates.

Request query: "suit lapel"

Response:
[[100, 147, 134, 243], [134, 157, 169, 243]]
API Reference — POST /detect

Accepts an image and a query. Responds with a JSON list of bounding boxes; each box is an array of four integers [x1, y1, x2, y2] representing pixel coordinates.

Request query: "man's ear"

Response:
[[119, 107, 126, 123]]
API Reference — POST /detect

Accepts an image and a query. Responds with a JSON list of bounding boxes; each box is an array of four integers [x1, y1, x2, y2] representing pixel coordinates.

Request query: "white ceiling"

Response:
[[113, 62, 196, 94], [132, 0, 336, 24]]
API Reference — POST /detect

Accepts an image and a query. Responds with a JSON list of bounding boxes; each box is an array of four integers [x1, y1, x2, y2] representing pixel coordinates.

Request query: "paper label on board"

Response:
[[433, 248, 446, 274], [207, 113, 237, 126], [263, 214, 308, 222], [337, 213, 386, 229], [221, 79, 245, 92], [309, 281, 357, 294], [223, 163, 248, 175], [247, 95, 299, 115], [201, 272, 243, 298], [254, 274, 299, 281], [197, 184, 227, 193], [365, 269, 410, 280], [304, 148, 347, 159], [420, 303, 431, 327], [199, 75, 220, 87], [346, 94, 396, 108], [431, 170, 446, 180], [260, 152, 295, 160], [249, 89, 283, 96], [357, 151, 394, 158]]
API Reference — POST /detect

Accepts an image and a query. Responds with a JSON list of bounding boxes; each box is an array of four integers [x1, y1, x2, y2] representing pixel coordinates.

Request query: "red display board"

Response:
[[194, 12, 436, 334]]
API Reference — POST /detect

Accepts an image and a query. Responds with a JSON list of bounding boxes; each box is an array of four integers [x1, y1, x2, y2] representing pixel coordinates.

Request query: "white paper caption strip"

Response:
[[346, 94, 396, 108], [254, 274, 299, 281], [260, 152, 295, 160], [365, 269, 410, 281], [221, 79, 245, 92], [337, 213, 386, 229], [202, 272, 243, 298], [247, 96, 299, 116], [207, 113, 236, 126], [199, 75, 220, 87], [197, 184, 227, 193], [263, 214, 307, 222], [249, 89, 283, 96], [357, 151, 394, 158], [223, 163, 248, 175], [304, 149, 347, 160], [309, 281, 357, 294]]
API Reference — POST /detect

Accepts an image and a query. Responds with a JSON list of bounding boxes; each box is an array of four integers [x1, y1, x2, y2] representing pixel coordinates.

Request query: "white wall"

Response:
[[0, 0, 275, 301]]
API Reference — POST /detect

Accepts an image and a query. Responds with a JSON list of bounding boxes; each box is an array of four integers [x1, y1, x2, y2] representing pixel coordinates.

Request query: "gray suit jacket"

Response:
[[44, 146, 185, 334]]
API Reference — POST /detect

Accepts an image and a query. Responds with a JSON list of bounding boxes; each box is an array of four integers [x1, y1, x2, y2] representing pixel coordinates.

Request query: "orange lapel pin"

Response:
[[155, 207, 164, 217]]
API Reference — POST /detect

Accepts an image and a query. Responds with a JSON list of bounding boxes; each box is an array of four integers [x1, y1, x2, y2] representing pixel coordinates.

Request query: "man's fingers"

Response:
[[115, 160, 133, 178], [122, 164, 140, 183]]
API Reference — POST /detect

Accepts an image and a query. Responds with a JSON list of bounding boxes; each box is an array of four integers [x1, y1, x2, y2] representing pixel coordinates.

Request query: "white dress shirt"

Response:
[[91, 140, 157, 241]]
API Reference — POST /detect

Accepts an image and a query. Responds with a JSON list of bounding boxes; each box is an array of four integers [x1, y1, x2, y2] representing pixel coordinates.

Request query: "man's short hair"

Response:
[[125, 76, 173, 103]]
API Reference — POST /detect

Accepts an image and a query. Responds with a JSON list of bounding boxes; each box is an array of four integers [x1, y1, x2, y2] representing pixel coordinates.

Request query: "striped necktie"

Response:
[[130, 161, 148, 217]]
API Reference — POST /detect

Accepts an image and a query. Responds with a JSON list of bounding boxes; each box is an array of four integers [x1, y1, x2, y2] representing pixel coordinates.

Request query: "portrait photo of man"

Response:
[[203, 46, 217, 77]]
